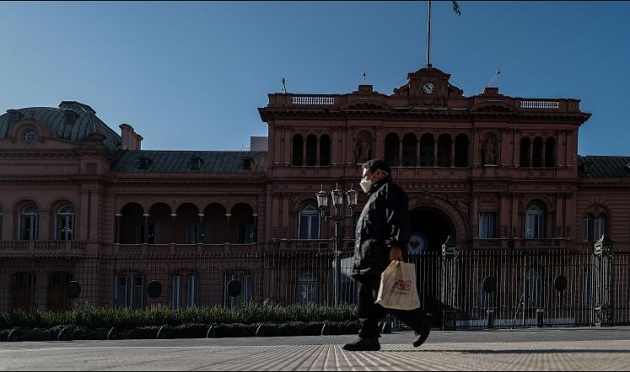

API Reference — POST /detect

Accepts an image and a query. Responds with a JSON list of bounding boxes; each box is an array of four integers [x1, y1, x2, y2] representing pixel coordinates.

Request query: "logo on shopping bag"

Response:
[[393, 279, 411, 292]]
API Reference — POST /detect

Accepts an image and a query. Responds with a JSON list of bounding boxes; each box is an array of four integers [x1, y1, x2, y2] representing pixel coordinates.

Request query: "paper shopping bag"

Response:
[[375, 260, 421, 310]]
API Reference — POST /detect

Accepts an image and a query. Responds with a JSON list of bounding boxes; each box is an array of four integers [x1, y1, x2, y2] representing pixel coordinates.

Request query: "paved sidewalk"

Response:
[[1, 327, 629, 371]]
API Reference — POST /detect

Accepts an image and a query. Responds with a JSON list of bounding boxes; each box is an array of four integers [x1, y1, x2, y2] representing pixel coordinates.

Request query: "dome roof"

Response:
[[0, 101, 122, 153]]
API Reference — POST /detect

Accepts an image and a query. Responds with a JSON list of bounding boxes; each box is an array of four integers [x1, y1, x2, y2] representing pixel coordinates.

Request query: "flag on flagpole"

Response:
[[452, 1, 461, 16]]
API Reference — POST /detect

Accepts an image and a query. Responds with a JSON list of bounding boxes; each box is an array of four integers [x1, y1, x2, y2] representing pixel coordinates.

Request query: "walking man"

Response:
[[343, 159, 432, 351]]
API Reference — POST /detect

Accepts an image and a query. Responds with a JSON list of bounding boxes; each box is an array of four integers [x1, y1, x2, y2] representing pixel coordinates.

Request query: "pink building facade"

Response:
[[1, 66, 629, 326]]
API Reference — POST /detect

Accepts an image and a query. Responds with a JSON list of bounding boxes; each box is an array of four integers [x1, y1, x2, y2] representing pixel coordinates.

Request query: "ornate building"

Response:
[[1, 65, 629, 327]]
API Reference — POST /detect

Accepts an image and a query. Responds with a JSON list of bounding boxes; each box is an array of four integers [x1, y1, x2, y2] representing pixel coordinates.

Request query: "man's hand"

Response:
[[389, 246, 403, 261]]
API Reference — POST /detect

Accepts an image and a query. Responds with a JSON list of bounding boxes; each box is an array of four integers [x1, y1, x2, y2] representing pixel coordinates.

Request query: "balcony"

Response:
[[0, 240, 86, 257], [271, 238, 355, 253], [513, 238, 571, 250], [113, 242, 262, 257], [471, 238, 572, 251]]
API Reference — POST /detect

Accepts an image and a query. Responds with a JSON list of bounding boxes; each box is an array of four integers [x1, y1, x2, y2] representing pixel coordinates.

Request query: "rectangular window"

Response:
[[224, 273, 238, 309], [478, 213, 496, 239], [171, 274, 198, 309], [240, 273, 251, 303], [13, 272, 36, 310], [115, 274, 144, 309], [187, 274, 199, 307], [47, 271, 72, 312], [115, 276, 128, 308], [172, 275, 182, 310], [132, 275, 144, 309]]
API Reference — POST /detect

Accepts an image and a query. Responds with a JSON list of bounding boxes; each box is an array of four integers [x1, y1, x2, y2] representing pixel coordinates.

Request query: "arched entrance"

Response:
[[407, 206, 457, 326], [409, 207, 456, 254]]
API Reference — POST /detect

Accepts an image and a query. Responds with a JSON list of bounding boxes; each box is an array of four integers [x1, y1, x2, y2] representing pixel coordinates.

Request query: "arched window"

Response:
[[583, 213, 607, 242], [420, 133, 434, 166], [384, 133, 400, 166], [544, 137, 556, 167], [454, 134, 469, 167], [525, 202, 545, 239], [402, 133, 417, 166], [55, 205, 75, 240], [532, 137, 544, 167], [296, 268, 318, 305], [519, 137, 530, 167], [320, 134, 331, 166], [306, 134, 317, 166], [595, 214, 607, 240], [437, 134, 452, 167], [292, 134, 304, 166], [583, 214, 594, 242], [298, 201, 320, 240], [19, 205, 39, 240]]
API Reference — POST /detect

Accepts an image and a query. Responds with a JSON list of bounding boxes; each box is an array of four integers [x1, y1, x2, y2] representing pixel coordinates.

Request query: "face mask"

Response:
[[360, 178, 372, 194]]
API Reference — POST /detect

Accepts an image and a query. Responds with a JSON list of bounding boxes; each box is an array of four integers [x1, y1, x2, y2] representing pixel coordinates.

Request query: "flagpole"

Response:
[[426, 0, 432, 68]]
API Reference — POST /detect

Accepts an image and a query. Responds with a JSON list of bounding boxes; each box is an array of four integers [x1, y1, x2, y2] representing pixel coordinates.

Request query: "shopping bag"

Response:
[[375, 260, 421, 310]]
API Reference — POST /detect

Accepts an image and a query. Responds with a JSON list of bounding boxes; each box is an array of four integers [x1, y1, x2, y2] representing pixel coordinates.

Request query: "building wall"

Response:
[[0, 65, 628, 317]]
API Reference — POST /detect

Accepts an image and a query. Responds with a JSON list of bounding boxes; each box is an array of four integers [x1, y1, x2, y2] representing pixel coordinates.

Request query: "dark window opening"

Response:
[[292, 134, 304, 166]]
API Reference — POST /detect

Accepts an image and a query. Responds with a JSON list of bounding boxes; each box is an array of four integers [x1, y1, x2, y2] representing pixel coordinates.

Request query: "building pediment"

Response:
[[393, 65, 464, 100]]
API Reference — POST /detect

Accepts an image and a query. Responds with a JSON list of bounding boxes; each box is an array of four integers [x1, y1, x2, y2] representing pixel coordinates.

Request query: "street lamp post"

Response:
[[316, 184, 358, 306]]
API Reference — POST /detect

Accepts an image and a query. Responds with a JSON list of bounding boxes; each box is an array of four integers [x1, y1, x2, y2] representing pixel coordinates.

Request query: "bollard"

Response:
[[486, 309, 495, 329], [536, 308, 544, 327]]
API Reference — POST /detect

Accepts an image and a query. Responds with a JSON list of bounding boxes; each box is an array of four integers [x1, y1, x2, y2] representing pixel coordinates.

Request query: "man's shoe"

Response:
[[343, 337, 381, 351], [413, 314, 433, 347]]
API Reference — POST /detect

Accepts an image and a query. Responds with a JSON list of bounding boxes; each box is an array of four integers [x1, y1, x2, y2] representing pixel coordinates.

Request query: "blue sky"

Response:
[[1, 1, 628, 156]]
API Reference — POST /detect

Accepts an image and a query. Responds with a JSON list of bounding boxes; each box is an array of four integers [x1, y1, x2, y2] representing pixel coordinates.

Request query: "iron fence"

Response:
[[1, 243, 628, 330]]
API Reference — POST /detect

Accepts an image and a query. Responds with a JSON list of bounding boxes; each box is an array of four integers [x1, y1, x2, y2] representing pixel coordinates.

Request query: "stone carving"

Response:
[[355, 139, 371, 163], [483, 138, 497, 165]]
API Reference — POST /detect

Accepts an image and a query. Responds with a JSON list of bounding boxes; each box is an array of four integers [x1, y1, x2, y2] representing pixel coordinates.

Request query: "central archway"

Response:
[[407, 206, 459, 327], [408, 207, 456, 254]]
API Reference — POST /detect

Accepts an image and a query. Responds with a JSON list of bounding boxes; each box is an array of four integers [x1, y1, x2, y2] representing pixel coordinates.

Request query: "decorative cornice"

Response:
[[114, 192, 260, 198], [401, 182, 470, 191]]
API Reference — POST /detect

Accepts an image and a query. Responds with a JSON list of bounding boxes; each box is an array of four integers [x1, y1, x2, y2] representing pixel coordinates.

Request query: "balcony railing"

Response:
[[271, 238, 357, 252], [472, 238, 509, 249], [0, 240, 86, 256], [0, 238, 577, 257], [519, 100, 559, 109], [113, 242, 261, 256], [471, 238, 573, 250]]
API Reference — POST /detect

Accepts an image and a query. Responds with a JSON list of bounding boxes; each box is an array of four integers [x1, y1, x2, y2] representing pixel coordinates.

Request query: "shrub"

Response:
[[0, 303, 358, 329]]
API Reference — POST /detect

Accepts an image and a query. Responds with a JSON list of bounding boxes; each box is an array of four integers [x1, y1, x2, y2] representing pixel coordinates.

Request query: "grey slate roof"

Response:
[[0, 101, 122, 153], [578, 156, 630, 178], [110, 150, 267, 173]]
